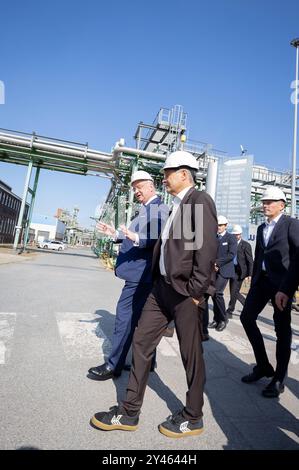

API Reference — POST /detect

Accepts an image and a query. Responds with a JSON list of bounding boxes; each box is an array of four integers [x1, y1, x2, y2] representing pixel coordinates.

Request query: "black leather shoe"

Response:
[[262, 380, 284, 398], [208, 321, 218, 329], [202, 334, 210, 342], [87, 363, 121, 381], [215, 321, 227, 332], [241, 366, 274, 383]]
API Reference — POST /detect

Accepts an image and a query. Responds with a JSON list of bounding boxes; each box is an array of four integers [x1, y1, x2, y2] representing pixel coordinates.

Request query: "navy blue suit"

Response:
[[241, 215, 299, 382], [215, 231, 238, 279], [211, 231, 238, 323], [107, 197, 169, 373]]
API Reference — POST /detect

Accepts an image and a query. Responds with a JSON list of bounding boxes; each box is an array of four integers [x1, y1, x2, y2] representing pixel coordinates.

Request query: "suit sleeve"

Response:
[[244, 242, 253, 277], [279, 220, 299, 297], [187, 193, 218, 299], [138, 203, 169, 250], [216, 234, 238, 267], [251, 227, 262, 280], [279, 253, 299, 298]]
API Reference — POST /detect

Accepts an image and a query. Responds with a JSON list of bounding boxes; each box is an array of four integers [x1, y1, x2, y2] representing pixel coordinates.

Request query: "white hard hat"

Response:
[[260, 186, 286, 202], [162, 151, 199, 171], [218, 215, 228, 225], [131, 170, 154, 184], [231, 224, 243, 234]]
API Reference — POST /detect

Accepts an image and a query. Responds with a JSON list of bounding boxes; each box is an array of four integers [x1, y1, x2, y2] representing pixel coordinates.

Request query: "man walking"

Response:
[[88, 170, 168, 380], [90, 150, 218, 437], [226, 224, 253, 318], [241, 186, 299, 397], [208, 215, 237, 332]]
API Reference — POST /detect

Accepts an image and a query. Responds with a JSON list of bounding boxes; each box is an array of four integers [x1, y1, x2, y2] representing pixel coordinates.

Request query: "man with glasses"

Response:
[[88, 171, 169, 381], [90, 151, 218, 438]]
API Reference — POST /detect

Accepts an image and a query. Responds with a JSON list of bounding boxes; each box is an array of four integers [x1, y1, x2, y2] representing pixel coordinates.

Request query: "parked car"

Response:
[[38, 240, 66, 251]]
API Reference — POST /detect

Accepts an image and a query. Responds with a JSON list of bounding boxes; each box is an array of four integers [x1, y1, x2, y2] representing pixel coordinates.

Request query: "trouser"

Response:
[[122, 276, 206, 422], [227, 273, 246, 313], [212, 273, 229, 323], [240, 274, 292, 382], [108, 281, 154, 373], [202, 299, 209, 335]]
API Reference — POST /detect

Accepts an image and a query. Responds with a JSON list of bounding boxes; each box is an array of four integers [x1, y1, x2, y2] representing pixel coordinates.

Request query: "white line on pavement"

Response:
[[56, 312, 112, 360], [0, 313, 16, 365]]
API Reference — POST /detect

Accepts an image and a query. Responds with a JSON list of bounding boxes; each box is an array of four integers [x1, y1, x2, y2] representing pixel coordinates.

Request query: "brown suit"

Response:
[[122, 187, 218, 422], [152, 187, 218, 298]]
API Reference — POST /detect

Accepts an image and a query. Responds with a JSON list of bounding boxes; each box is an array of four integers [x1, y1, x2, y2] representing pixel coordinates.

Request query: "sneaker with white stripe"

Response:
[[158, 410, 204, 438], [90, 405, 139, 431]]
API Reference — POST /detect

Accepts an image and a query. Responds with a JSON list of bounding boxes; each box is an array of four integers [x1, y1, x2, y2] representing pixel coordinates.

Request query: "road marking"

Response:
[[0, 313, 16, 364], [56, 312, 111, 360], [158, 337, 178, 357], [54, 311, 299, 362], [208, 326, 253, 355]]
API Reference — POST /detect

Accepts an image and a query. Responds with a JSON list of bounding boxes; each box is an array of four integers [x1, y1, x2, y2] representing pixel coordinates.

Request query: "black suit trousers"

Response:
[[240, 274, 292, 382], [212, 273, 229, 323], [122, 276, 206, 422], [228, 274, 246, 313]]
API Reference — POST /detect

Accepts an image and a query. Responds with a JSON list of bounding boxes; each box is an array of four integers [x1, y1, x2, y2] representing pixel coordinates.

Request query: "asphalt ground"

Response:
[[0, 246, 298, 451]]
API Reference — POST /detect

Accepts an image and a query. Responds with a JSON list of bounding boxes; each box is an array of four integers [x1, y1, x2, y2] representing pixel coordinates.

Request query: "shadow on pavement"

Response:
[[87, 308, 299, 449]]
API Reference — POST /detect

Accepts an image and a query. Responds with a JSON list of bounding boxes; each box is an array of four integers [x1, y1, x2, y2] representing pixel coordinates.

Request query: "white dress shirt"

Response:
[[218, 230, 227, 238], [234, 239, 241, 265], [262, 213, 283, 271], [159, 185, 193, 276]]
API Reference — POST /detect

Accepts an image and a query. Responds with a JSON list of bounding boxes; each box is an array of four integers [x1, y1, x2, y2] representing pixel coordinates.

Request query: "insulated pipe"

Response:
[[113, 144, 166, 161], [0, 132, 114, 162]]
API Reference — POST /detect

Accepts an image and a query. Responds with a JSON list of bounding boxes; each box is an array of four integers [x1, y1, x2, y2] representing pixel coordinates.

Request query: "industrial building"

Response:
[[0, 179, 29, 244], [30, 214, 66, 244], [0, 104, 298, 253]]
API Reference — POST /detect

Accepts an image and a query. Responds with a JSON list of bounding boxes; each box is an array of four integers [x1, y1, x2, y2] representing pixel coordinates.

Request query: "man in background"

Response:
[[241, 186, 299, 397], [226, 224, 253, 318]]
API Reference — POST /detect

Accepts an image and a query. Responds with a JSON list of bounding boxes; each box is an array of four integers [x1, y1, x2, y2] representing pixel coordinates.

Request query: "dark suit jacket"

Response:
[[115, 197, 169, 283], [215, 232, 238, 279], [236, 239, 253, 280], [152, 187, 218, 300], [280, 247, 299, 298], [252, 214, 299, 289]]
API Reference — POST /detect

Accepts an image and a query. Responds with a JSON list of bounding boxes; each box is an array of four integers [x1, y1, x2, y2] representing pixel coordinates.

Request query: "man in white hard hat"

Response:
[[88, 170, 169, 380], [205, 215, 237, 332], [91, 150, 218, 438], [226, 224, 253, 318], [241, 186, 299, 397]]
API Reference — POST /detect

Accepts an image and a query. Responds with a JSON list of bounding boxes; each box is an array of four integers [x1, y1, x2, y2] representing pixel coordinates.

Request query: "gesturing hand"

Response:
[[119, 224, 137, 243], [96, 221, 116, 237]]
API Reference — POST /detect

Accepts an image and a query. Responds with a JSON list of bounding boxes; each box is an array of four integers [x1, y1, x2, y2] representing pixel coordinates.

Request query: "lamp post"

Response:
[[290, 38, 299, 218]]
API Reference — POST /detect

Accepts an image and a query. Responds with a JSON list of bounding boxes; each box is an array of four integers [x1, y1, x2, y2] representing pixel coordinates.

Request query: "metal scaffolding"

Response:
[[1, 104, 298, 255]]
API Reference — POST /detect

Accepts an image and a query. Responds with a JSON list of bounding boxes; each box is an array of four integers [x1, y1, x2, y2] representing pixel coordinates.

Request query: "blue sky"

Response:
[[0, 0, 298, 228]]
